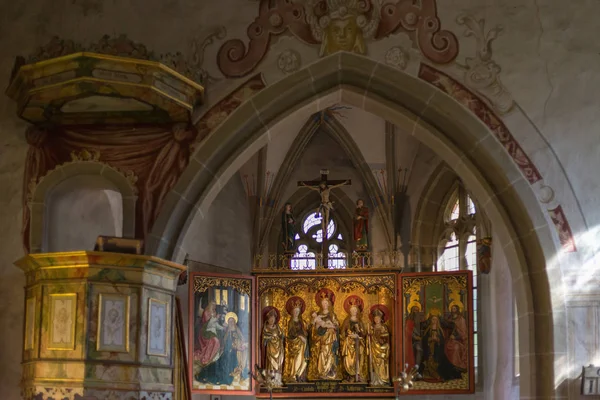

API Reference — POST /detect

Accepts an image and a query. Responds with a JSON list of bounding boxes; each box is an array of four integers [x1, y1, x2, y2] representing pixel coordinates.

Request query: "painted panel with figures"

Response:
[[400, 271, 474, 394], [189, 273, 254, 395]]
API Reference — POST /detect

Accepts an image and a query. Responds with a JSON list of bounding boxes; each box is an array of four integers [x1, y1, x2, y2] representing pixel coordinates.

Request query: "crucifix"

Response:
[[298, 169, 351, 265]]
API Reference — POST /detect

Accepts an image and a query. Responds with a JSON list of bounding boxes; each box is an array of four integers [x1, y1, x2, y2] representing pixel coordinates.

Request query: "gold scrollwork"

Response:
[[401, 274, 467, 292], [193, 276, 251, 296], [258, 274, 396, 296]]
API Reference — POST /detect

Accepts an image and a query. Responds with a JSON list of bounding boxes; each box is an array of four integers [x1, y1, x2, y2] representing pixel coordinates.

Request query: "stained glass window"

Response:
[[291, 212, 346, 268]]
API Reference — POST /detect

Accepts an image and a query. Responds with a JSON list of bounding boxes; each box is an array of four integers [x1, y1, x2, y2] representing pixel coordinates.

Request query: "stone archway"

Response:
[[29, 156, 138, 252], [148, 52, 564, 398]]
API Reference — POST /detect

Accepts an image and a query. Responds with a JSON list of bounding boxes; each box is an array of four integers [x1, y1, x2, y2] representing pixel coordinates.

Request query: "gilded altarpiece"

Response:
[[187, 271, 473, 397], [256, 273, 397, 397]]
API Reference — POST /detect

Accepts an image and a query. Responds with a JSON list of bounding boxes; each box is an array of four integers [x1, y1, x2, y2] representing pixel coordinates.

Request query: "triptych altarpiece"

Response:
[[188, 270, 474, 397]]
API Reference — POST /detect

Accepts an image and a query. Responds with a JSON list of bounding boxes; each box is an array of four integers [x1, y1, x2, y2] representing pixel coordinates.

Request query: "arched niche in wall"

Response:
[[29, 158, 137, 253], [411, 163, 491, 270]]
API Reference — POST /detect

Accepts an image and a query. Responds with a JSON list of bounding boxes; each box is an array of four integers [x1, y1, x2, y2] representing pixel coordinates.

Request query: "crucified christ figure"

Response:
[[299, 172, 351, 235]]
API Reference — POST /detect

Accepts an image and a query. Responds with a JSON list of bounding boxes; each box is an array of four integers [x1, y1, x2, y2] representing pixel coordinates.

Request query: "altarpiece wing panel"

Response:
[[399, 271, 475, 394], [188, 273, 255, 396]]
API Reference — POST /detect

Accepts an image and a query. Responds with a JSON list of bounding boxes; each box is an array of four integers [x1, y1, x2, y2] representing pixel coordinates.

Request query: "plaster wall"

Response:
[[175, 176, 253, 400], [45, 175, 123, 252]]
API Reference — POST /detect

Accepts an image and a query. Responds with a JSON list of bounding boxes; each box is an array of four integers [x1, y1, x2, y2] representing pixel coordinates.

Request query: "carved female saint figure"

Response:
[[308, 288, 340, 380], [283, 296, 308, 383], [368, 305, 391, 386], [281, 202, 296, 253], [353, 198, 369, 251], [340, 295, 367, 382], [261, 307, 285, 386]]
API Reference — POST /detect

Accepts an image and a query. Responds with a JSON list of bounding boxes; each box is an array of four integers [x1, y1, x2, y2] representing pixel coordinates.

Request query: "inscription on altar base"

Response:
[[260, 381, 394, 395]]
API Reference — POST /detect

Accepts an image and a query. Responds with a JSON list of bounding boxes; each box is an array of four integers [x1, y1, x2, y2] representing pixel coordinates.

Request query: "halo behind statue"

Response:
[[343, 295, 364, 314], [262, 306, 280, 324], [315, 288, 335, 306], [369, 304, 390, 323], [285, 296, 306, 315]]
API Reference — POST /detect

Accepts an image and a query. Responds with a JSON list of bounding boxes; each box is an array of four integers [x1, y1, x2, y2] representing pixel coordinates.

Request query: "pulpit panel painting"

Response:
[[189, 273, 254, 395], [400, 271, 474, 394], [256, 273, 396, 397]]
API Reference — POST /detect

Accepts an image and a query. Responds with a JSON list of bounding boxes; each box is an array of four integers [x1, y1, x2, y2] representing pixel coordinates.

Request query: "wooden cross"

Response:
[[297, 169, 352, 266]]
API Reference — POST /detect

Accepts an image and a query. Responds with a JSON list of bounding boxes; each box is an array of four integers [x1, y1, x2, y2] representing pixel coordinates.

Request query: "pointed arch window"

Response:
[[290, 212, 347, 270], [436, 186, 480, 382]]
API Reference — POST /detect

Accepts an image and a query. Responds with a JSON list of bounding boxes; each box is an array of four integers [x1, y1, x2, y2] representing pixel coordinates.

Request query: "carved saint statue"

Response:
[[281, 202, 296, 253], [353, 198, 369, 251], [261, 307, 285, 386], [340, 295, 367, 382], [283, 296, 308, 383], [308, 288, 340, 380], [368, 305, 391, 386]]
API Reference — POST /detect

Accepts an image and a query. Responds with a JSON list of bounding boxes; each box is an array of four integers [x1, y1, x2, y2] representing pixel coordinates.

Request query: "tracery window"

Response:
[[436, 187, 480, 382], [290, 212, 347, 270]]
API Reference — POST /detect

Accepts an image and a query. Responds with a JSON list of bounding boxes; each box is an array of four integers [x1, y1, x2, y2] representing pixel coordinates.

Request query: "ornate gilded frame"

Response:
[[47, 293, 77, 350]]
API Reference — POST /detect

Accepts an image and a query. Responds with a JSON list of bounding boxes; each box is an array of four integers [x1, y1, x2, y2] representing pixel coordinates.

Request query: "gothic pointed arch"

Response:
[[151, 53, 563, 398], [258, 111, 393, 254]]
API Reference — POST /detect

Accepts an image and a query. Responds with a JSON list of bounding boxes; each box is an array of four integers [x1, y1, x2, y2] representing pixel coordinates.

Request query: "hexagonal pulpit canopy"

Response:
[[15, 251, 186, 400], [6, 52, 204, 125]]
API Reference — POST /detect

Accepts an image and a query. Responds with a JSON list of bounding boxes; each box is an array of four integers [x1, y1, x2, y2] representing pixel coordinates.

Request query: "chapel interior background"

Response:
[[1, 0, 599, 399]]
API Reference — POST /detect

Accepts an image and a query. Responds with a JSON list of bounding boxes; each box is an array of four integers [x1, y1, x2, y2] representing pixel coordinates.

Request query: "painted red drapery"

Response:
[[21, 124, 197, 252], [444, 315, 468, 370]]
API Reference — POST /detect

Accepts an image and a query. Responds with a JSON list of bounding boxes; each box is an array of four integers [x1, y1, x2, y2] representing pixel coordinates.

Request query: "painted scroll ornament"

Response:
[[455, 14, 514, 114], [217, 0, 458, 78]]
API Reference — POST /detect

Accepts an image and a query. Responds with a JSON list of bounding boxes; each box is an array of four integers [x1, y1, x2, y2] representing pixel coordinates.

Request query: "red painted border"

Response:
[[398, 270, 475, 395], [418, 63, 578, 253], [548, 205, 577, 252], [418, 63, 542, 185], [188, 272, 256, 396]]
